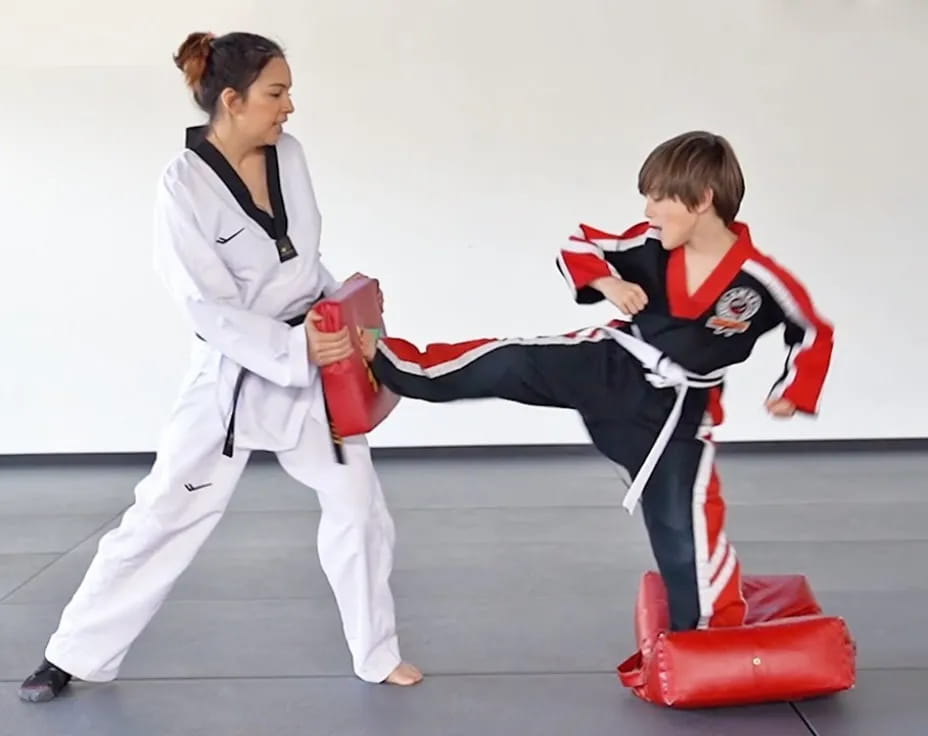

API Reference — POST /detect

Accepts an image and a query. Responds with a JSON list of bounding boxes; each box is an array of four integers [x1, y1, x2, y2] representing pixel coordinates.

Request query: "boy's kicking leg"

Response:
[[368, 329, 636, 412]]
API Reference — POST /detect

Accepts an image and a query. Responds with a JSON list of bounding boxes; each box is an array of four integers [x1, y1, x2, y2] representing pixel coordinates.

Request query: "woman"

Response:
[[18, 31, 422, 703]]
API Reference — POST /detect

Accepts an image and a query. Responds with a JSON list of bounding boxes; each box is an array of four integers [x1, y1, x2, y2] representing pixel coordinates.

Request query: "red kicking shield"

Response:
[[617, 571, 856, 708], [313, 277, 400, 437]]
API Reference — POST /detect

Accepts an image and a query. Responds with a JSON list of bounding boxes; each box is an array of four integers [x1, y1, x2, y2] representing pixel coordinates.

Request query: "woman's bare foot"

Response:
[[384, 662, 423, 686]]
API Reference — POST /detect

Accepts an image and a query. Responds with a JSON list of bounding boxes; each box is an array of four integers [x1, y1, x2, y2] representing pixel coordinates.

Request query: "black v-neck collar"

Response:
[[185, 126, 288, 242]]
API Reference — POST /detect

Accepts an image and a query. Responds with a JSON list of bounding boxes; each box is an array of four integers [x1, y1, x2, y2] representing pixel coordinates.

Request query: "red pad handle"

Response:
[[616, 650, 646, 688]]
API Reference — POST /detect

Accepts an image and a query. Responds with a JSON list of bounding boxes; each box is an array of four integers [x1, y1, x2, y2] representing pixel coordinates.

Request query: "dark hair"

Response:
[[173, 32, 285, 119], [638, 131, 745, 224]]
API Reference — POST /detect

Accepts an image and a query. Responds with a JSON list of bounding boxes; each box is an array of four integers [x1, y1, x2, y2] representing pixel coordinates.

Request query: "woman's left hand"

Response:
[[346, 272, 384, 312]]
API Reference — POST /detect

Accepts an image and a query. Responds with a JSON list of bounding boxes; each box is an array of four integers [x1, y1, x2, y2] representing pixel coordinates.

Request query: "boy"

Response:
[[361, 131, 834, 631]]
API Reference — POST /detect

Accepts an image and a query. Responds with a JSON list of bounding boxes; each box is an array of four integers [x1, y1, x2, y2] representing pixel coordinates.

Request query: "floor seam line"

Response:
[[0, 670, 617, 684], [789, 701, 821, 735], [0, 506, 128, 604]]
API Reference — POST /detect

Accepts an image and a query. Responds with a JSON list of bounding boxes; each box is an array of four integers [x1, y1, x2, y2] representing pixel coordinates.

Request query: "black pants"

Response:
[[371, 331, 745, 630]]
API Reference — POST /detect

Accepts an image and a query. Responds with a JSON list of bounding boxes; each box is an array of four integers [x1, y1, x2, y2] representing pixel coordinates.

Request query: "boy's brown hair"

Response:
[[637, 131, 745, 224]]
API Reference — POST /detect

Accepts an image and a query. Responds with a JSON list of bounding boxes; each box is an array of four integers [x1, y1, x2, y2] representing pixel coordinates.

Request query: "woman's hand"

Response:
[[304, 311, 353, 366], [346, 272, 384, 312]]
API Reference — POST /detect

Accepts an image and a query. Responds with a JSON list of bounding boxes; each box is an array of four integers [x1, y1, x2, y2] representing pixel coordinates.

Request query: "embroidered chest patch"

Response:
[[706, 287, 762, 336]]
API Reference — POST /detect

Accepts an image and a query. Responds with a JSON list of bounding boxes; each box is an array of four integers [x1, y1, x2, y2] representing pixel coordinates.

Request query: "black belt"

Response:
[[196, 312, 345, 464]]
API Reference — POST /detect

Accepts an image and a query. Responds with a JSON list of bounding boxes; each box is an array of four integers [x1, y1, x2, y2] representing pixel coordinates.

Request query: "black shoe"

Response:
[[18, 659, 72, 703]]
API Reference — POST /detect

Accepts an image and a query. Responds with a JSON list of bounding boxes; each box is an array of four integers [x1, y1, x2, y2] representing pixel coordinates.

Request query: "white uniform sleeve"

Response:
[[319, 263, 342, 297], [153, 170, 312, 388]]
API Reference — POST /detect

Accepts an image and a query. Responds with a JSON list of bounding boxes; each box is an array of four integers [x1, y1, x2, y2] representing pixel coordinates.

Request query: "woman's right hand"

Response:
[[304, 311, 354, 366]]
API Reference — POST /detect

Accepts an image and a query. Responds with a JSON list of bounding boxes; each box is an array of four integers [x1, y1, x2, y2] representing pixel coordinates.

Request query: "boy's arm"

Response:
[[746, 258, 834, 415], [556, 221, 657, 303]]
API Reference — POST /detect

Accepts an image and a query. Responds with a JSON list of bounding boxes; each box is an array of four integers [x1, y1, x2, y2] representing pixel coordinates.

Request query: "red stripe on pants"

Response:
[[695, 430, 747, 628], [380, 337, 499, 371]]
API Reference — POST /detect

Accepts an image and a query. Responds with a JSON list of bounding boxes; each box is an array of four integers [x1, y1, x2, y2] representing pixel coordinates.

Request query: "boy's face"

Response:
[[644, 194, 698, 250]]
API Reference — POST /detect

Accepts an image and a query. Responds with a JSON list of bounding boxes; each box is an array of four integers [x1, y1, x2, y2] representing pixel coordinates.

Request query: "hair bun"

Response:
[[173, 32, 215, 90]]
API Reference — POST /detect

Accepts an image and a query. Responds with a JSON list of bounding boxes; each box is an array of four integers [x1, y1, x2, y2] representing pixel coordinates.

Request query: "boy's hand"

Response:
[[358, 327, 381, 362], [766, 398, 797, 418], [592, 276, 648, 315]]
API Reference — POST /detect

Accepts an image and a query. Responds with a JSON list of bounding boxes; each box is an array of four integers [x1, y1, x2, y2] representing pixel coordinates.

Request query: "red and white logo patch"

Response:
[[706, 287, 762, 336]]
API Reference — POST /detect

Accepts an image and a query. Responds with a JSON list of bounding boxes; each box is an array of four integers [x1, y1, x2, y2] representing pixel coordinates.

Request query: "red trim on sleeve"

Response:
[[580, 221, 651, 243], [750, 254, 834, 414], [559, 221, 655, 292], [559, 251, 614, 290]]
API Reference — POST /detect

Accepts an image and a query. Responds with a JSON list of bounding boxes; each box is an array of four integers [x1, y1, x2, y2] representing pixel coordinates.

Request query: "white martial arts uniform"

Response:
[[43, 127, 403, 684]]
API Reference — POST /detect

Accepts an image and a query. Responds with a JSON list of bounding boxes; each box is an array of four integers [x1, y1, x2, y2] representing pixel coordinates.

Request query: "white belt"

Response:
[[601, 325, 726, 515]]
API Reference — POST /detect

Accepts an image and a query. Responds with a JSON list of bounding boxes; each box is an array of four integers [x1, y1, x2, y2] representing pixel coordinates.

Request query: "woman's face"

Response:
[[223, 56, 295, 146]]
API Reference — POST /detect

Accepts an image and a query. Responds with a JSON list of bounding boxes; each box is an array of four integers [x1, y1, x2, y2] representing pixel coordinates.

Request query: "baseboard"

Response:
[[377, 437, 928, 459], [718, 437, 928, 453], [0, 437, 925, 467]]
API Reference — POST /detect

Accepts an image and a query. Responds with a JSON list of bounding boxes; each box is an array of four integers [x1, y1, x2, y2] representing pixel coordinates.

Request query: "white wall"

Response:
[[2, 0, 926, 454]]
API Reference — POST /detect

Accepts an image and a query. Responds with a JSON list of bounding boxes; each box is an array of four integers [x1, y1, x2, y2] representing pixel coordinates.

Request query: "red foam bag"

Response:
[[617, 571, 856, 708], [314, 277, 400, 437]]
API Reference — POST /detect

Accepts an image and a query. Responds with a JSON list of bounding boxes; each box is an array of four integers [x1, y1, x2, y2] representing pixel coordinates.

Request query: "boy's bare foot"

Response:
[[384, 662, 423, 686]]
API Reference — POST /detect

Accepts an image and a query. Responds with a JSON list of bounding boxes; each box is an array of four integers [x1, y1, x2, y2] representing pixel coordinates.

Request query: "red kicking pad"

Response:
[[617, 571, 856, 708], [314, 277, 400, 437]]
